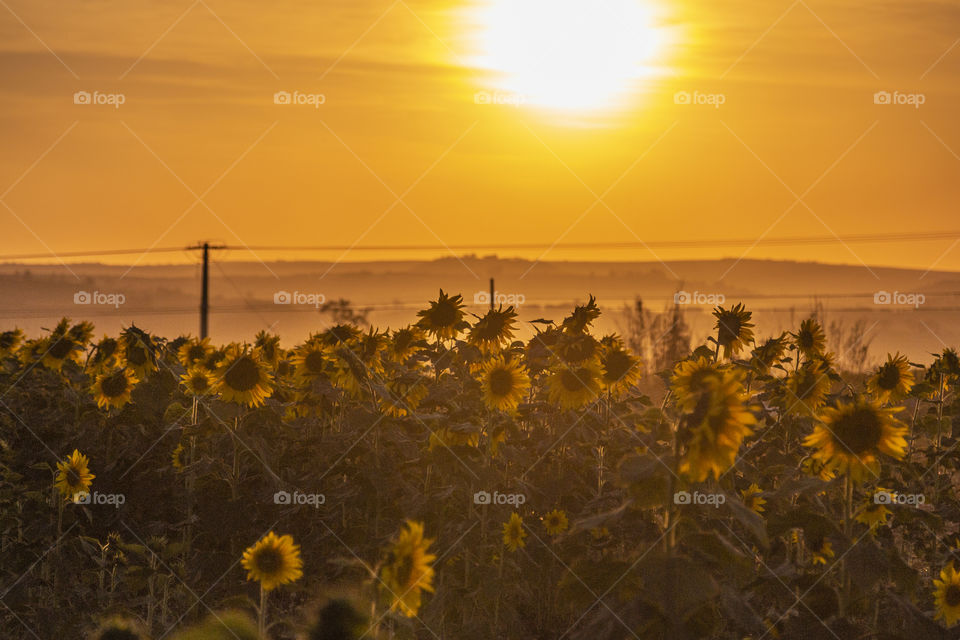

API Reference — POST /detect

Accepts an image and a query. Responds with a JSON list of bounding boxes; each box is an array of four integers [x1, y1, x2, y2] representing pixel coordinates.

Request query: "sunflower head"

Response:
[[387, 326, 427, 363], [561, 295, 601, 334], [479, 356, 530, 413], [90, 617, 148, 640], [379, 521, 436, 618], [599, 340, 642, 397], [935, 563, 960, 627], [670, 357, 722, 411], [750, 334, 787, 374], [55, 449, 95, 502], [291, 340, 332, 385], [254, 330, 283, 367], [417, 290, 467, 341], [241, 531, 303, 591], [741, 483, 766, 514], [677, 368, 757, 482], [546, 360, 602, 410], [855, 488, 892, 530], [120, 326, 158, 379], [379, 372, 429, 417], [180, 367, 216, 396], [91, 367, 138, 410], [712, 303, 754, 358], [783, 360, 832, 417], [468, 306, 518, 353], [216, 346, 274, 407], [0, 328, 23, 358], [803, 397, 908, 481], [502, 512, 527, 551], [177, 337, 213, 368], [543, 509, 569, 536], [794, 317, 826, 360], [866, 353, 914, 403], [307, 598, 369, 640]]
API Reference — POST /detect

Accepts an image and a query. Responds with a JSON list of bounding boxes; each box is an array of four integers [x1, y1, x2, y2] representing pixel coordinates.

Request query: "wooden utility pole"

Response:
[[187, 242, 225, 338], [489, 278, 495, 310]]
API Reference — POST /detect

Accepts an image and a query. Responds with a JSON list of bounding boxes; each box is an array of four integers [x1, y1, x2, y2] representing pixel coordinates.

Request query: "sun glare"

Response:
[[471, 0, 670, 112]]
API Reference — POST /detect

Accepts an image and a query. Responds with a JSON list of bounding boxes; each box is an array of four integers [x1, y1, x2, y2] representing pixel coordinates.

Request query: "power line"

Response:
[[3, 229, 960, 261]]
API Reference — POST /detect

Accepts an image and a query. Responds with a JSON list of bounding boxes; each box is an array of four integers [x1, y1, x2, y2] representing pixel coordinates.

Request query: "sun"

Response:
[[470, 0, 670, 112]]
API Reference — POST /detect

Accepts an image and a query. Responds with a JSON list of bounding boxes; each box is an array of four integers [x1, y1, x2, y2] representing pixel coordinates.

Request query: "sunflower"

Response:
[[330, 348, 371, 399], [379, 374, 429, 417], [670, 357, 722, 411], [783, 361, 832, 417], [599, 340, 642, 397], [543, 509, 569, 536], [42, 320, 85, 371], [428, 426, 480, 451], [318, 325, 362, 348], [479, 356, 530, 413], [935, 563, 960, 627], [712, 303, 754, 359], [553, 332, 601, 365], [561, 295, 601, 334], [18, 338, 47, 367], [91, 367, 138, 410], [180, 366, 216, 396], [750, 334, 787, 374], [171, 443, 186, 473], [0, 329, 23, 359], [801, 455, 836, 481], [866, 353, 914, 403], [502, 512, 527, 552], [216, 346, 274, 407], [88, 336, 123, 372], [741, 483, 766, 514], [468, 306, 518, 353], [241, 532, 303, 591], [677, 369, 757, 482], [290, 341, 332, 384], [91, 617, 148, 640], [121, 328, 158, 380], [855, 489, 892, 530], [794, 317, 826, 360], [177, 337, 213, 368], [417, 290, 466, 341], [386, 326, 427, 363], [379, 520, 436, 618], [525, 327, 561, 374], [804, 397, 908, 481], [546, 361, 602, 410], [254, 330, 283, 368], [55, 449, 94, 502]]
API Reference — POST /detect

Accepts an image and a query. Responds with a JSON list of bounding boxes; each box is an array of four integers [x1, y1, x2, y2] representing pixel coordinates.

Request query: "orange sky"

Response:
[[1, 0, 960, 271]]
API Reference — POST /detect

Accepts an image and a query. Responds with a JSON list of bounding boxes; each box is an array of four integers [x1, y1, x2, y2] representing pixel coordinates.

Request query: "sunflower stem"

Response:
[[259, 584, 267, 638], [840, 470, 852, 617]]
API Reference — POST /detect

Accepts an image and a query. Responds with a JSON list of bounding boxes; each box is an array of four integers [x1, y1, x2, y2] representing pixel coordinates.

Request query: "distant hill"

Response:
[[1, 257, 958, 365]]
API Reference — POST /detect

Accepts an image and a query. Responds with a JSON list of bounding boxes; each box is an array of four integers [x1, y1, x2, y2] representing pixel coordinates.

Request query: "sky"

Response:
[[1, 0, 960, 271]]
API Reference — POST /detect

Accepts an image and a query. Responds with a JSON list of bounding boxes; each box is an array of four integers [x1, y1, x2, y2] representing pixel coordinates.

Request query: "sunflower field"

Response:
[[3, 293, 960, 639]]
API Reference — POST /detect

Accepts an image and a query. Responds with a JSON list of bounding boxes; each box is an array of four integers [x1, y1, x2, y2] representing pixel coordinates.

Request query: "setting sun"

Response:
[[470, 0, 671, 111]]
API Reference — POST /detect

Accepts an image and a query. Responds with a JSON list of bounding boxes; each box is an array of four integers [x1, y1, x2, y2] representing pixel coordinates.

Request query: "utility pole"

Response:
[[187, 242, 225, 339], [489, 278, 495, 310]]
